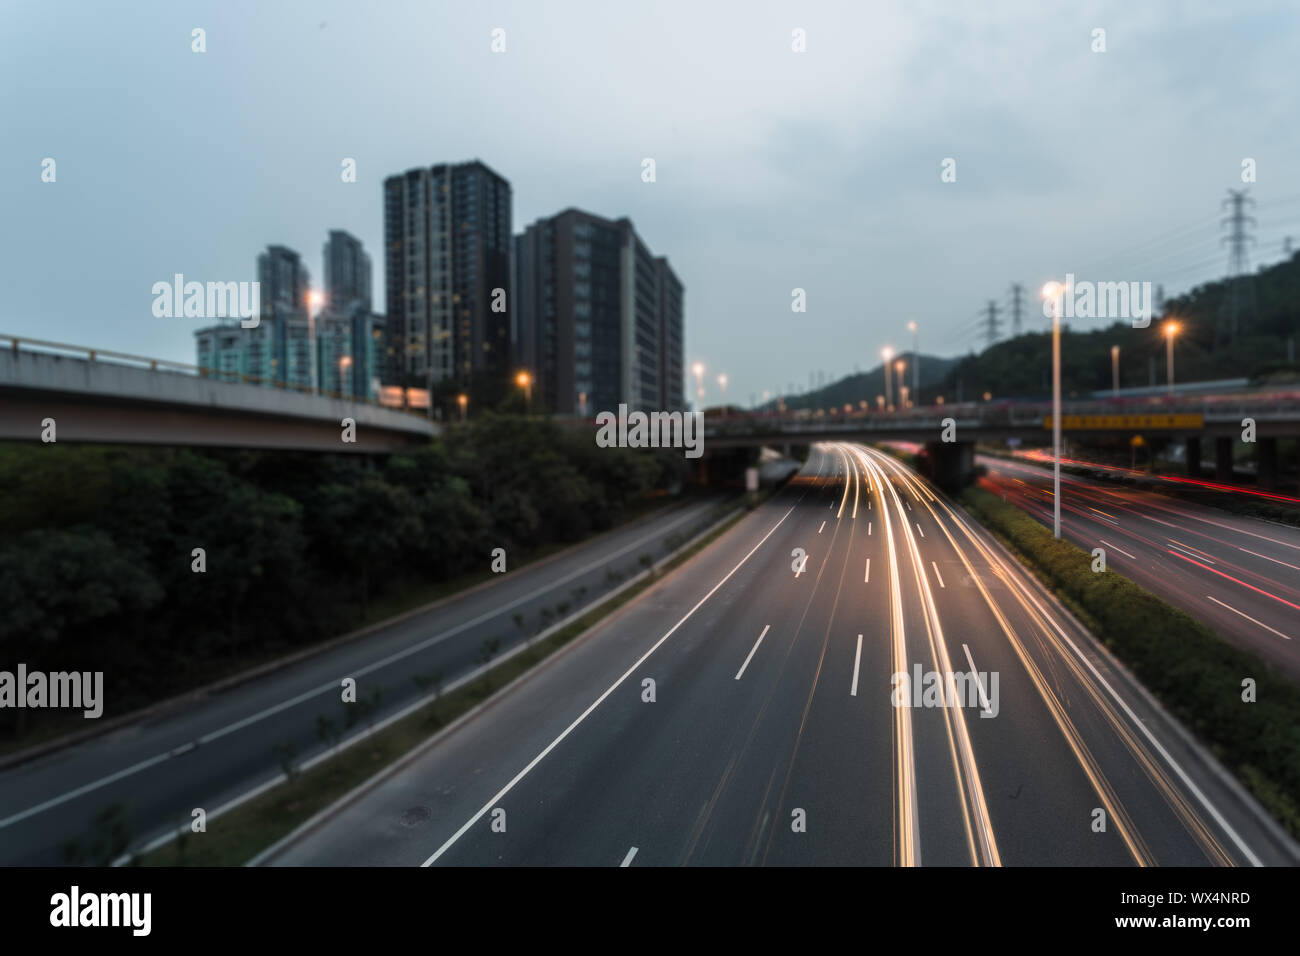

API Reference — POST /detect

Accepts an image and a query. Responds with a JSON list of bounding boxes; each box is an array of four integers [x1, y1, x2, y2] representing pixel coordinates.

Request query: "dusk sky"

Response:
[[4, 0, 1299, 405]]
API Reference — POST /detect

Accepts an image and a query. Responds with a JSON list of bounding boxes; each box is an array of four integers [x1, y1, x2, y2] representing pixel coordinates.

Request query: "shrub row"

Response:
[[961, 485, 1300, 837]]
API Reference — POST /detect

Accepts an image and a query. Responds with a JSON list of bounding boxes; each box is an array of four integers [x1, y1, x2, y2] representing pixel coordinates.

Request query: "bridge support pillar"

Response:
[[925, 440, 974, 492], [1214, 437, 1234, 482], [1257, 437, 1278, 490], [1185, 437, 1202, 478]]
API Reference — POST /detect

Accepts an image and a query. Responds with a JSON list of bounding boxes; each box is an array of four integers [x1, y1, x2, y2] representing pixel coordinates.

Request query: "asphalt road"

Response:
[[0, 496, 726, 865], [979, 455, 1300, 681], [265, 444, 1296, 867]]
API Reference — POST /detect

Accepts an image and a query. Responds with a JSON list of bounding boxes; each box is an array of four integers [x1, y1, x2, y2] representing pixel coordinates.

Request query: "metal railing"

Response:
[[1, 333, 430, 418]]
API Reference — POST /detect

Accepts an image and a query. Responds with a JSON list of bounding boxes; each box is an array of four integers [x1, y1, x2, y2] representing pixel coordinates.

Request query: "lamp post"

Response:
[[457, 392, 468, 422], [306, 290, 325, 394], [882, 346, 894, 410], [692, 361, 706, 411], [1042, 282, 1063, 539], [1164, 320, 1180, 396], [1111, 345, 1120, 397], [894, 359, 906, 407], [907, 321, 919, 402], [717, 373, 728, 417], [515, 370, 532, 411], [339, 354, 352, 397]]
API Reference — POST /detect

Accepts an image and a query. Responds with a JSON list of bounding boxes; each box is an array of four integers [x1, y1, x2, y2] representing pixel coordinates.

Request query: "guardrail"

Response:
[[1, 334, 430, 418]]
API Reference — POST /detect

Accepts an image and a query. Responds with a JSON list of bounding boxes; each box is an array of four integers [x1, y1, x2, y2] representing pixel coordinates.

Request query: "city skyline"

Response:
[[4, 1, 1299, 408]]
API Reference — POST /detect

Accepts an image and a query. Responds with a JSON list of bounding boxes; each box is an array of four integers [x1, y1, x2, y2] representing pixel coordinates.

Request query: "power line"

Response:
[[1218, 188, 1258, 345]]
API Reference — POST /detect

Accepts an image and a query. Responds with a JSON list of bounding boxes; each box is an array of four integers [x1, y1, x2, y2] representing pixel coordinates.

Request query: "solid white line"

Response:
[[851, 634, 863, 697], [864, 558, 871, 583], [819, 520, 826, 533], [915, 523, 925, 538], [1237, 547, 1300, 572], [931, 561, 946, 588], [961, 643, 993, 716], [421, 503, 798, 866], [1205, 595, 1292, 641], [1099, 538, 1137, 560], [735, 625, 772, 680], [620, 846, 638, 866]]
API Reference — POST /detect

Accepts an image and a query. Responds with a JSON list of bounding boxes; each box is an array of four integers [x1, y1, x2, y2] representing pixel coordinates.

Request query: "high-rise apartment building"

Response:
[[383, 160, 512, 399], [515, 208, 683, 415], [323, 230, 372, 314]]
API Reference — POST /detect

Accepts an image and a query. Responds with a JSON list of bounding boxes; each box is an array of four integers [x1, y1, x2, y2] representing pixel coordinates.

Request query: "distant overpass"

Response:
[[0, 336, 437, 453], [701, 394, 1300, 488]]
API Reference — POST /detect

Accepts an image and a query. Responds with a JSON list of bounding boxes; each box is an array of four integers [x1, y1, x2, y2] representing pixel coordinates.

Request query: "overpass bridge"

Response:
[[701, 394, 1300, 489], [0, 336, 437, 453]]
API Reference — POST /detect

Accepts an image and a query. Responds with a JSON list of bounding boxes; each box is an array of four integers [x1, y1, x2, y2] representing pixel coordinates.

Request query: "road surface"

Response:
[[980, 455, 1300, 681], [0, 497, 726, 865], [265, 444, 1295, 866]]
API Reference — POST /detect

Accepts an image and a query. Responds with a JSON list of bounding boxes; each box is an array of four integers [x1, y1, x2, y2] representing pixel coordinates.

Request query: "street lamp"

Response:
[[894, 358, 906, 407], [717, 372, 728, 407], [457, 392, 468, 422], [907, 321, 919, 402], [306, 290, 325, 393], [515, 370, 533, 409], [1164, 320, 1180, 396], [338, 354, 352, 397], [1042, 281, 1063, 539], [1111, 345, 1120, 397], [692, 361, 706, 411], [882, 346, 894, 410]]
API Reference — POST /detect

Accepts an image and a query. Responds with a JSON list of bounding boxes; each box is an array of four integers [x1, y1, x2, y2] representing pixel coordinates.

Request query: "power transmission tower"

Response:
[[1008, 283, 1024, 336], [1218, 189, 1257, 346], [982, 300, 1003, 349]]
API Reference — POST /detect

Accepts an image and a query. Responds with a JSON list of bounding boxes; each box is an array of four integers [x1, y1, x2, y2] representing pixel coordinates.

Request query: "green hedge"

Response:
[[961, 486, 1300, 838]]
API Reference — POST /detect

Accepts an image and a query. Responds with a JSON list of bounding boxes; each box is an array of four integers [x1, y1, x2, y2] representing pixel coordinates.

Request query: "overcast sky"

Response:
[[3, 0, 1298, 406]]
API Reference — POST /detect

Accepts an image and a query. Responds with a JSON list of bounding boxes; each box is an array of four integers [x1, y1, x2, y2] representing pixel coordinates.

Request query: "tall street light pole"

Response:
[[907, 321, 919, 403], [1164, 321, 1180, 396], [692, 361, 706, 411], [881, 346, 894, 410], [1043, 282, 1063, 539], [717, 373, 728, 418], [1111, 345, 1120, 397]]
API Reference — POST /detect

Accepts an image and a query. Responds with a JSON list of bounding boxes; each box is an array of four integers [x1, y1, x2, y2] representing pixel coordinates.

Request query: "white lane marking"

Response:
[[868, 521, 872, 536], [931, 561, 946, 589], [620, 846, 638, 866], [851, 634, 863, 697], [1237, 547, 1300, 573], [915, 523, 925, 538], [864, 558, 871, 583], [961, 644, 994, 716], [1205, 595, 1292, 641], [1099, 539, 1136, 560], [819, 520, 826, 533], [1170, 542, 1213, 564], [905, 499, 912, 511], [421, 503, 798, 866], [735, 625, 772, 680]]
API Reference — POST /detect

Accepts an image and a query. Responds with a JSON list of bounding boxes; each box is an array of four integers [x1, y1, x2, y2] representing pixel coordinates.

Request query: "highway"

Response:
[[0, 497, 727, 865], [264, 444, 1296, 867], [979, 455, 1300, 681]]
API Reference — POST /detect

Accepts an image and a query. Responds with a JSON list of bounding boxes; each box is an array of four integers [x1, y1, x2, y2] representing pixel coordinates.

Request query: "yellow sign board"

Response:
[[1042, 414, 1204, 430]]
